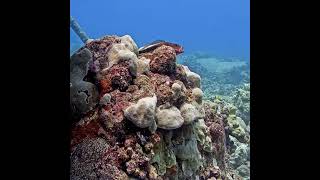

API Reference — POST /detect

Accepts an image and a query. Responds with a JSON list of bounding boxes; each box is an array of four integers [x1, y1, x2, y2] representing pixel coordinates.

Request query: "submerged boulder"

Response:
[[119, 34, 139, 55], [183, 65, 201, 88], [136, 57, 150, 75], [192, 87, 203, 104], [180, 103, 203, 124], [70, 48, 99, 120], [124, 95, 157, 132], [156, 105, 184, 130], [140, 45, 177, 75]]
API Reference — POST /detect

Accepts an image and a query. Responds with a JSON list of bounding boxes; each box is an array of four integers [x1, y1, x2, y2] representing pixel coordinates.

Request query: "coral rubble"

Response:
[[70, 35, 249, 180]]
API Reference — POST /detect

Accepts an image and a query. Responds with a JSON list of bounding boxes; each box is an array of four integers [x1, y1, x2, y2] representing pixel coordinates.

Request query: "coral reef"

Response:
[[206, 96, 250, 179], [193, 119, 213, 153], [140, 45, 177, 75], [183, 66, 201, 88], [231, 83, 250, 125], [180, 103, 203, 124], [70, 137, 110, 180], [70, 48, 99, 120], [228, 136, 250, 180], [124, 95, 157, 132], [70, 35, 249, 180], [192, 87, 204, 104], [226, 115, 249, 143], [155, 105, 184, 130], [178, 52, 250, 100], [136, 57, 150, 75]]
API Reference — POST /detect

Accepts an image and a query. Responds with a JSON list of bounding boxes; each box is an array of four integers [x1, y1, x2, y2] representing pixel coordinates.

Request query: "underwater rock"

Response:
[[187, 71, 201, 88], [102, 137, 152, 180], [194, 119, 213, 152], [140, 45, 177, 75], [179, 53, 250, 100], [70, 109, 103, 149], [192, 100, 206, 118], [238, 117, 248, 133], [124, 144, 151, 178], [97, 163, 129, 180], [109, 91, 132, 124], [119, 35, 139, 55], [131, 75, 155, 101], [105, 43, 128, 68], [151, 124, 204, 179], [100, 93, 111, 106], [99, 61, 134, 94], [149, 72, 172, 87], [228, 135, 250, 178], [227, 115, 249, 143], [171, 83, 182, 97], [70, 48, 99, 120], [172, 124, 203, 179], [223, 103, 237, 116], [155, 83, 173, 106], [71, 35, 248, 180], [183, 65, 201, 88], [199, 165, 224, 180], [192, 87, 203, 104], [151, 132, 177, 176], [232, 83, 250, 125], [70, 138, 109, 180], [133, 74, 152, 89], [100, 90, 133, 135], [147, 164, 159, 179], [171, 82, 187, 107], [70, 48, 92, 82], [85, 36, 121, 73], [124, 95, 157, 132], [136, 57, 150, 75], [147, 72, 174, 106], [236, 163, 250, 180], [202, 101, 228, 170], [70, 81, 99, 120], [178, 139, 202, 177], [180, 103, 203, 124], [175, 64, 189, 84], [155, 105, 184, 130], [105, 43, 138, 75]]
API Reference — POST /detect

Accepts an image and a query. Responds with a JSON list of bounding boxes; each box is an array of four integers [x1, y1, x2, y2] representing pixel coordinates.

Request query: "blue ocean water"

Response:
[[70, 0, 250, 60]]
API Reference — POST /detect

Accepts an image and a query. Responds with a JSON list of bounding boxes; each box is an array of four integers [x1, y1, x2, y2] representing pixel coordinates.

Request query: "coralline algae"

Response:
[[70, 35, 249, 180]]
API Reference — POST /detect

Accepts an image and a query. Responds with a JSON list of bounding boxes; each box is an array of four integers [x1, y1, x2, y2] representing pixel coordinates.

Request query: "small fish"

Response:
[[139, 40, 184, 55]]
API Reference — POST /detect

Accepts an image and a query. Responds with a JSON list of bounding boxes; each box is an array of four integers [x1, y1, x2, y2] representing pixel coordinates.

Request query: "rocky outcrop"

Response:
[[70, 35, 249, 180]]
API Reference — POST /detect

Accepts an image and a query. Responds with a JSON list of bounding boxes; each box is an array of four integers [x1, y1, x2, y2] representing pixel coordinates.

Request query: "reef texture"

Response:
[[231, 83, 250, 126], [70, 35, 249, 180], [178, 52, 250, 100]]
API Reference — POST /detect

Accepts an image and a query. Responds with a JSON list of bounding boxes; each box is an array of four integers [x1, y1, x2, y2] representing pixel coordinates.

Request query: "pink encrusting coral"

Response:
[[70, 35, 246, 180]]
